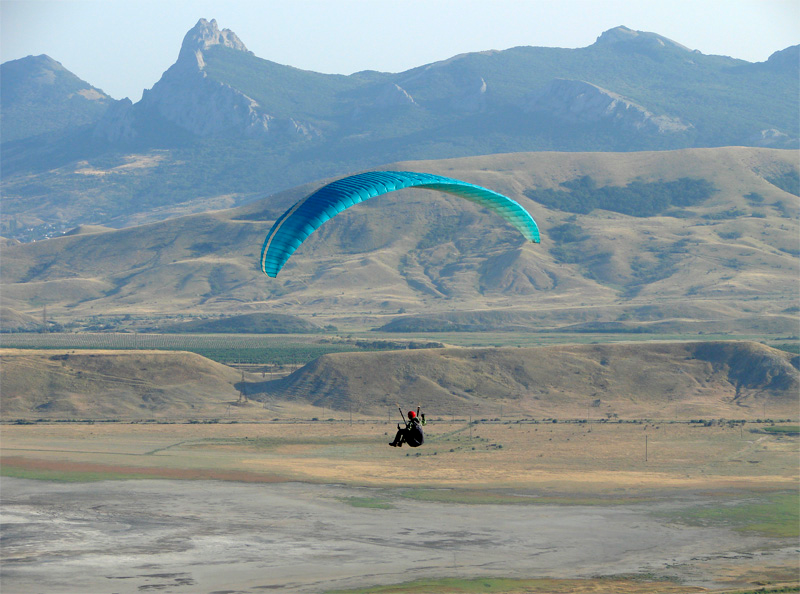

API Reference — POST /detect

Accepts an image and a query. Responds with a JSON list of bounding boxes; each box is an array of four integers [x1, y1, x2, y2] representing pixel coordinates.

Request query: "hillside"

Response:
[[249, 341, 799, 419], [4, 341, 795, 421], [1, 147, 797, 331], [0, 55, 113, 143], [0, 349, 245, 420], [1, 19, 797, 240], [159, 312, 326, 333], [0, 307, 44, 333]]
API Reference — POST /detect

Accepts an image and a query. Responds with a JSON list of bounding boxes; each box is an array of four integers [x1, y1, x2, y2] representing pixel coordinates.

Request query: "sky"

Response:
[[2, 0, 798, 102]]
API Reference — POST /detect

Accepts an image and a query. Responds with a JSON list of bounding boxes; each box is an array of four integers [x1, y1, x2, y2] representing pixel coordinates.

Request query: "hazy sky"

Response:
[[2, 0, 798, 101]]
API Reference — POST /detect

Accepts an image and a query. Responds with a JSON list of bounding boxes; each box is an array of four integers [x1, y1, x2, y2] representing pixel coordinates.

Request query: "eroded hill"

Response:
[[250, 341, 798, 419], [3, 341, 796, 421], [0, 349, 244, 420]]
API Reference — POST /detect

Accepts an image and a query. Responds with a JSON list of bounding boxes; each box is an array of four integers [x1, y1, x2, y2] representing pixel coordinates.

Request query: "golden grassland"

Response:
[[2, 420, 796, 496], [3, 420, 797, 593], [3, 148, 797, 321], [4, 340, 797, 422]]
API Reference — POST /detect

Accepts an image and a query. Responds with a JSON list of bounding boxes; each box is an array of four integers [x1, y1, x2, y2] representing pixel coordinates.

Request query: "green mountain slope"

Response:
[[0, 55, 113, 142]]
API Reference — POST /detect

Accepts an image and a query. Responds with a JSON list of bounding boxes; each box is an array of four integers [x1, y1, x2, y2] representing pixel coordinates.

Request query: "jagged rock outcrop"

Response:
[[526, 78, 691, 134], [94, 18, 317, 140], [137, 18, 274, 137], [176, 17, 250, 69], [140, 69, 274, 137]]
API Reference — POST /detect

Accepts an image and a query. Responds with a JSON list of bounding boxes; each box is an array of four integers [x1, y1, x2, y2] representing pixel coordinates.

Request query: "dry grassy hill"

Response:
[[250, 341, 799, 420], [0, 349, 246, 420], [0, 307, 43, 332], [2, 341, 796, 421], [1, 148, 797, 331]]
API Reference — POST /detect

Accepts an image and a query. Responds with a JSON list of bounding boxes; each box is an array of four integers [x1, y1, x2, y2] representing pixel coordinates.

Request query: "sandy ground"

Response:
[[2, 477, 797, 594]]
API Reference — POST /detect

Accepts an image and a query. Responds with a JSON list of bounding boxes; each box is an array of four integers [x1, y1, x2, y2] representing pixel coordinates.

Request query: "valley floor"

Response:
[[2, 478, 798, 594], [1, 421, 798, 592], [1, 421, 796, 492]]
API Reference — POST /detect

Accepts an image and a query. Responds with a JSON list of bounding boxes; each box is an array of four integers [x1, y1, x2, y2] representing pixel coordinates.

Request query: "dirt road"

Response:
[[2, 478, 795, 593]]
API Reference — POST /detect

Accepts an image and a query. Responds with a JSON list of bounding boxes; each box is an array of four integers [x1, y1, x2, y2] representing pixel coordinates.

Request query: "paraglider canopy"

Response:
[[260, 170, 540, 277]]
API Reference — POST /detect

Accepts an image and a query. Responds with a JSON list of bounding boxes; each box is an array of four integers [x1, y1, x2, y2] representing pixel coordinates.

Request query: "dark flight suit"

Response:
[[390, 417, 424, 447]]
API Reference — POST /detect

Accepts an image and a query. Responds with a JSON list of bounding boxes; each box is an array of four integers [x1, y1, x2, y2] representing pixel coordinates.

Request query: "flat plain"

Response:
[[2, 419, 798, 593]]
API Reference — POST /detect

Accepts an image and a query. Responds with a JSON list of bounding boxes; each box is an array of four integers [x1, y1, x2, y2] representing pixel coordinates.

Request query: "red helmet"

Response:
[[407, 410, 416, 419]]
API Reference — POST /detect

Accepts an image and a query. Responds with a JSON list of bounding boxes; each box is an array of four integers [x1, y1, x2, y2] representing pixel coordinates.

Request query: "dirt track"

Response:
[[2, 478, 796, 593]]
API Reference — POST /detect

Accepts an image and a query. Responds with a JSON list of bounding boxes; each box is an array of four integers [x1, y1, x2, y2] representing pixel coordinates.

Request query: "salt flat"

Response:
[[2, 478, 796, 593]]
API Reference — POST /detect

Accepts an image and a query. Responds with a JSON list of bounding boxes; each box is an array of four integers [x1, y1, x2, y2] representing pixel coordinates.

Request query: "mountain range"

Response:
[[1, 18, 797, 241]]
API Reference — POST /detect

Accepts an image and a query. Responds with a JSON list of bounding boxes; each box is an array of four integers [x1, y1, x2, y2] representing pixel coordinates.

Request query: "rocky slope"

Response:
[[125, 19, 280, 139], [526, 79, 691, 134]]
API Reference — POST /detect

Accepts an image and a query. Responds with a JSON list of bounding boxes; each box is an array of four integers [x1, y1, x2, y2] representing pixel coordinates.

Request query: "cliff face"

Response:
[[527, 78, 691, 134], [96, 19, 293, 140], [140, 67, 273, 138], [140, 19, 274, 137]]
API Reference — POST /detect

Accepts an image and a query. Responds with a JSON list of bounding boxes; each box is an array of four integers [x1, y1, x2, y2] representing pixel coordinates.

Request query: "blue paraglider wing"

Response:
[[260, 171, 540, 277]]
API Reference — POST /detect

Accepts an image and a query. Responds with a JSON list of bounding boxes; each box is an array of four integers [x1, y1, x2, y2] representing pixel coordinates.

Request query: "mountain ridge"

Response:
[[0, 54, 113, 143], [1, 21, 797, 240]]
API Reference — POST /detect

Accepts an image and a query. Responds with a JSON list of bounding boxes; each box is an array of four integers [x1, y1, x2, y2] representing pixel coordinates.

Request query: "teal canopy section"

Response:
[[260, 171, 540, 277]]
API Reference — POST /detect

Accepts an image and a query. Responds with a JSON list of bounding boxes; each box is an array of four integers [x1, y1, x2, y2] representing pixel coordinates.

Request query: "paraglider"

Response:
[[260, 171, 540, 277], [389, 404, 426, 448]]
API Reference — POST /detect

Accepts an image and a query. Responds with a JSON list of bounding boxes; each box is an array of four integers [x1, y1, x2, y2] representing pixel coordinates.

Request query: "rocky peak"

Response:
[[177, 18, 250, 69], [123, 19, 317, 140], [182, 18, 249, 54], [593, 26, 690, 53]]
